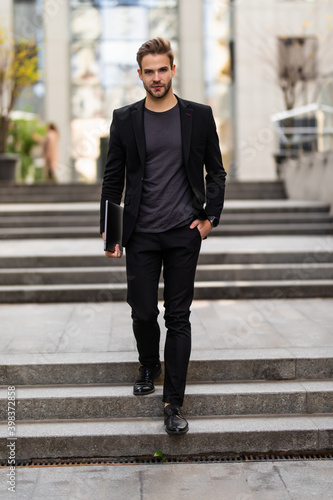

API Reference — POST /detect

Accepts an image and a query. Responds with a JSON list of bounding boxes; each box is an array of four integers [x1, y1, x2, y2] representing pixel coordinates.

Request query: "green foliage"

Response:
[[153, 451, 166, 462], [6, 118, 45, 181]]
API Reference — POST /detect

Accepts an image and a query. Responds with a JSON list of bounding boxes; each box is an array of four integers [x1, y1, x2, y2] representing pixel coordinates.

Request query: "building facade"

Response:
[[2, 0, 333, 182]]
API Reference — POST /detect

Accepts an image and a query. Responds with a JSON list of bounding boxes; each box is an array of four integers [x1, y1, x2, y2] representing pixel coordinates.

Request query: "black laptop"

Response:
[[104, 200, 123, 252]]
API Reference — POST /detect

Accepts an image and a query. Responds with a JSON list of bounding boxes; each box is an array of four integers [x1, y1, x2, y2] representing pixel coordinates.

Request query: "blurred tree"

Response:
[[0, 27, 39, 154], [278, 36, 318, 111]]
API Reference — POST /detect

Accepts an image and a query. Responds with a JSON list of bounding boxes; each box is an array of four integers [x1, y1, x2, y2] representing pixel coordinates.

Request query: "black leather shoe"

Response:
[[164, 404, 189, 435], [133, 364, 162, 396]]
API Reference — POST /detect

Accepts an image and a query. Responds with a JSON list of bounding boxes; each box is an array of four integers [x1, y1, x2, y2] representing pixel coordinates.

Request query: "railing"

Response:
[[271, 103, 333, 162]]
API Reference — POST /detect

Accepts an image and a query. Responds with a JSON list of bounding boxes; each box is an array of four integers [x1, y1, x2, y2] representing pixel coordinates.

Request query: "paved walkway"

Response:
[[1, 299, 333, 358], [1, 235, 333, 499], [1, 460, 333, 499]]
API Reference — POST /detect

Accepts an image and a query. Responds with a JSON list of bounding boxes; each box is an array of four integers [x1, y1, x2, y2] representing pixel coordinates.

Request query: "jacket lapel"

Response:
[[131, 99, 146, 169], [178, 96, 193, 168]]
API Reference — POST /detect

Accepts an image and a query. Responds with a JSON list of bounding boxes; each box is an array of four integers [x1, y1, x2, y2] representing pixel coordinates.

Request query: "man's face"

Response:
[[138, 53, 176, 99]]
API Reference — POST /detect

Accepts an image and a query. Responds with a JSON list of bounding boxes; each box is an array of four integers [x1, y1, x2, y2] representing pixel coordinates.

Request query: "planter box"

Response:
[[0, 154, 19, 182]]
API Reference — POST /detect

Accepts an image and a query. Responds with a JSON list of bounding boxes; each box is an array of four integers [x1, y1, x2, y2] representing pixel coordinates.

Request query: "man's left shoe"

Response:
[[133, 363, 162, 396], [164, 404, 189, 435]]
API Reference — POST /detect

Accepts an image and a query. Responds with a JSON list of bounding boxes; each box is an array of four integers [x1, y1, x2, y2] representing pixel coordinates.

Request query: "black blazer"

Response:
[[100, 95, 226, 247]]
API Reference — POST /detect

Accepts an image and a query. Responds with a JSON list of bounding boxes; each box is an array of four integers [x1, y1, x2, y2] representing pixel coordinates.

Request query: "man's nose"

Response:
[[153, 72, 160, 81]]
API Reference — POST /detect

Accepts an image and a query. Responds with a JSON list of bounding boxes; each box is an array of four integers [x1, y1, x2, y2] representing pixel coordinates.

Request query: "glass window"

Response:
[[13, 0, 45, 118], [71, 6, 102, 40], [70, 0, 177, 7], [203, 0, 234, 175], [100, 6, 148, 39], [69, 0, 179, 179]]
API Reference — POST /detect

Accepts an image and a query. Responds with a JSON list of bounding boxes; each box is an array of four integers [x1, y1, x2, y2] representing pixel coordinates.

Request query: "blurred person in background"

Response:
[[34, 122, 59, 182], [43, 123, 59, 182]]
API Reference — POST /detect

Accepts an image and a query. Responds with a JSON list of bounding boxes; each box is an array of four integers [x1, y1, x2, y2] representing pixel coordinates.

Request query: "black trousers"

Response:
[[126, 225, 202, 407]]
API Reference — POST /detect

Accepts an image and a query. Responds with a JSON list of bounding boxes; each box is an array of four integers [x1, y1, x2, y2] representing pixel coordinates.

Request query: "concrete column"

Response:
[[235, 0, 278, 180], [178, 0, 204, 102], [1, 0, 13, 32], [43, 0, 71, 182]]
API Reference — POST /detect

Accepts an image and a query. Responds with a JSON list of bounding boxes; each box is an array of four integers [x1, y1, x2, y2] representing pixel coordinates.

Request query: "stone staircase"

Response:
[[0, 182, 332, 303], [0, 352, 332, 461], [0, 180, 286, 203], [0, 200, 332, 239], [0, 183, 101, 203], [0, 180, 333, 462], [0, 245, 333, 302], [0, 181, 332, 240]]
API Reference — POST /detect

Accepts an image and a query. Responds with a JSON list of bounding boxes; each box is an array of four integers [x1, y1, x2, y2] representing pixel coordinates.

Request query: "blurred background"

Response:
[[1, 0, 333, 188]]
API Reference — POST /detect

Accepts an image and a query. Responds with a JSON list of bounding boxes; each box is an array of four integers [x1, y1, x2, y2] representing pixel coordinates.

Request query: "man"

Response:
[[100, 38, 226, 435]]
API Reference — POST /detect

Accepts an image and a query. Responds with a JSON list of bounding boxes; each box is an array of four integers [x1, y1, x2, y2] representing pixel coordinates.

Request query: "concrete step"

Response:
[[224, 181, 286, 199], [0, 347, 331, 459], [1, 213, 332, 229], [1, 238, 332, 301], [195, 263, 333, 281], [1, 263, 333, 285], [0, 414, 331, 459], [223, 200, 331, 214], [220, 213, 333, 224], [0, 212, 333, 228], [0, 227, 100, 239], [0, 266, 126, 285], [0, 183, 102, 203], [0, 203, 99, 217], [0, 223, 332, 239], [215, 224, 333, 236], [0, 181, 286, 203], [0, 279, 333, 302], [229, 204, 330, 212], [0, 215, 99, 228], [0, 201, 330, 216], [0, 193, 100, 204], [0, 183, 101, 193], [1, 380, 332, 421], [2, 350, 332, 386], [0, 199, 331, 237], [8, 208, 325, 220], [1, 250, 332, 268]]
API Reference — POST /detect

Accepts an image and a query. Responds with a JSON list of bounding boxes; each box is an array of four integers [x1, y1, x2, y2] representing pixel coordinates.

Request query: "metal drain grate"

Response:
[[1, 450, 333, 468]]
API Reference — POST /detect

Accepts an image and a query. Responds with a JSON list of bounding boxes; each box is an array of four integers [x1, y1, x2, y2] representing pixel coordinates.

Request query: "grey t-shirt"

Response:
[[135, 103, 195, 232]]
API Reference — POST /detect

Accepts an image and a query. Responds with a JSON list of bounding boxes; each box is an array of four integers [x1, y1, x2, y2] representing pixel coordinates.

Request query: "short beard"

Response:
[[144, 80, 172, 99]]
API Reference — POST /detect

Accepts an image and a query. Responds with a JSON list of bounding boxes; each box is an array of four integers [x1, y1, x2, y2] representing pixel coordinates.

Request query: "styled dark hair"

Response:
[[136, 37, 174, 70]]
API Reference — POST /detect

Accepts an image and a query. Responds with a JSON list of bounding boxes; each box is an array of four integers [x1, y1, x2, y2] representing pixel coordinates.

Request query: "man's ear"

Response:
[[172, 64, 176, 78], [137, 68, 143, 81]]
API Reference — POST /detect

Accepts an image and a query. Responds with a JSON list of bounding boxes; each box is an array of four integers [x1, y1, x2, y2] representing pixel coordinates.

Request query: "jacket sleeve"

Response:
[[204, 108, 227, 222], [100, 111, 126, 234]]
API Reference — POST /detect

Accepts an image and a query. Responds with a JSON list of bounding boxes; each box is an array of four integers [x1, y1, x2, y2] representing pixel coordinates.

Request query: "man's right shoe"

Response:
[[133, 363, 162, 396]]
